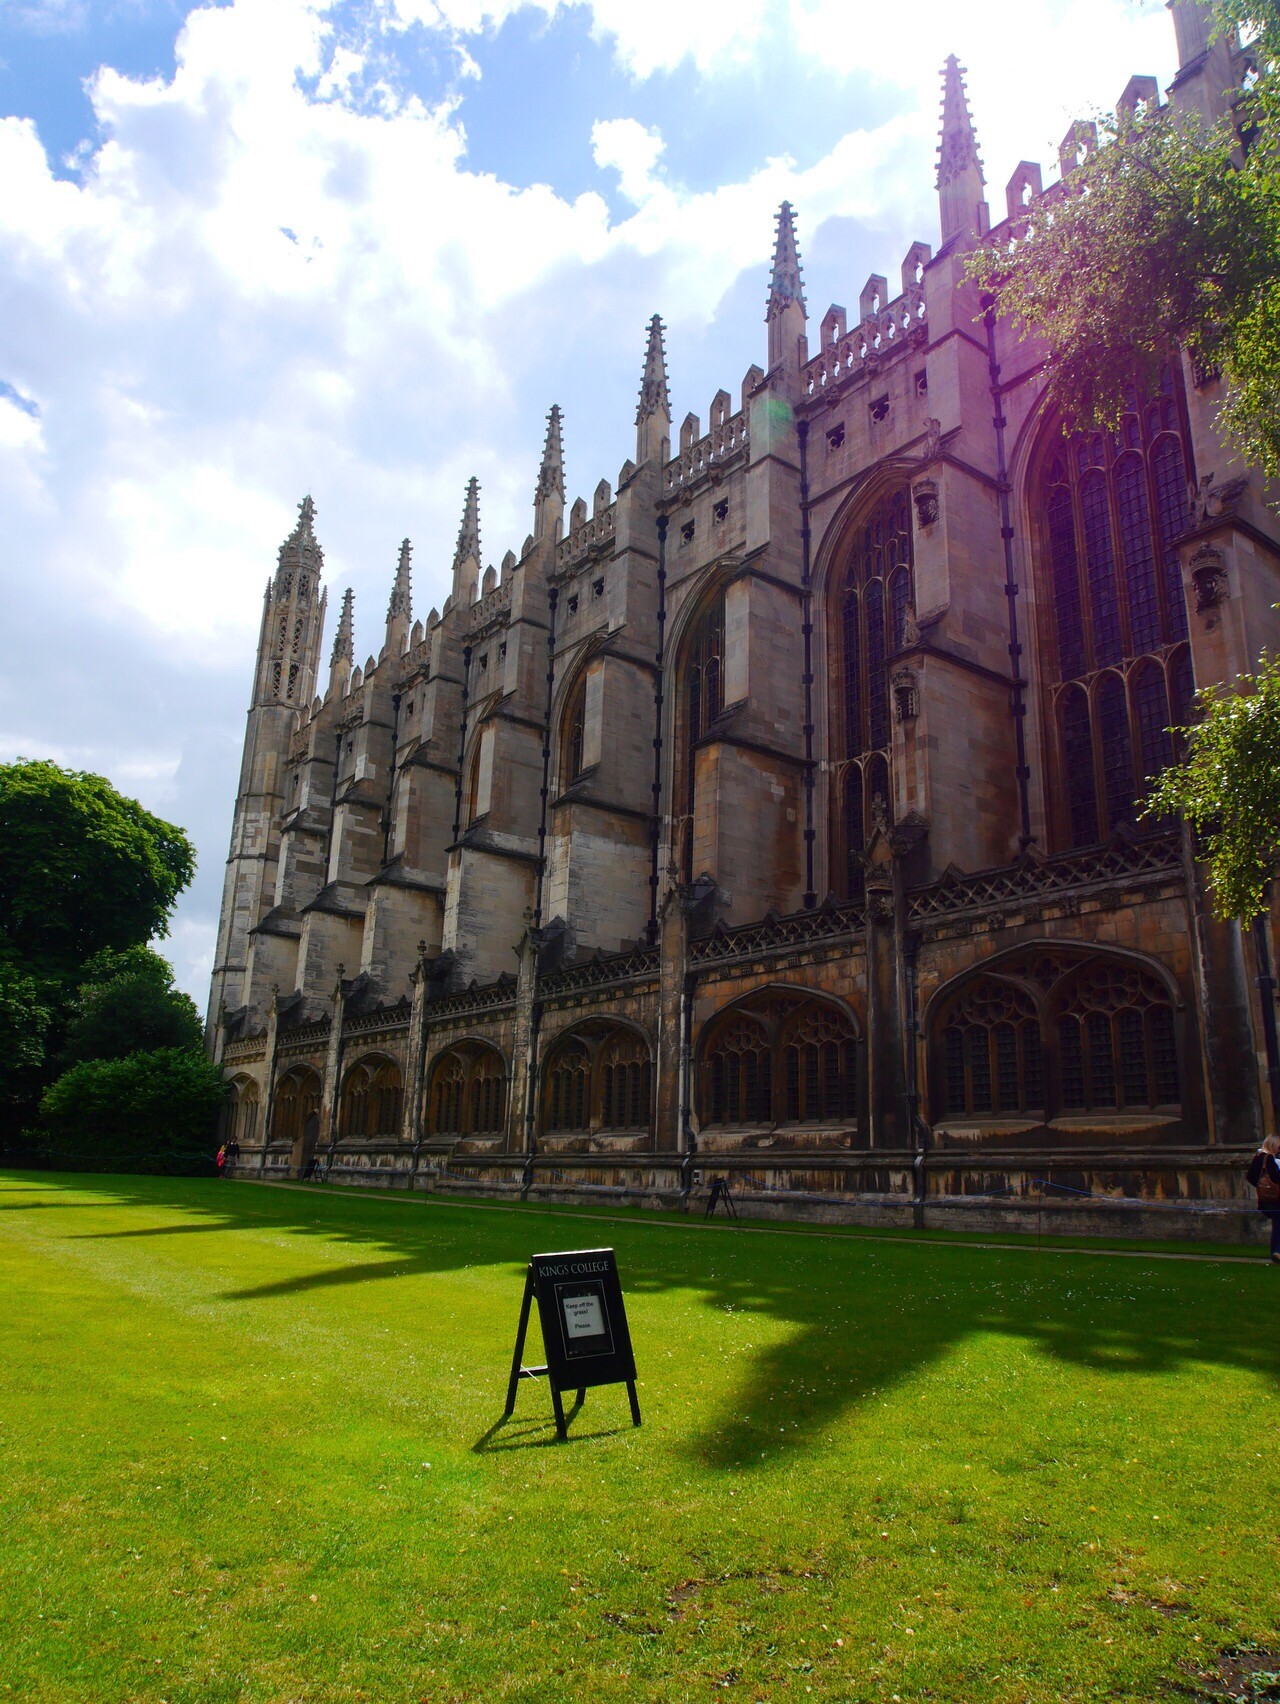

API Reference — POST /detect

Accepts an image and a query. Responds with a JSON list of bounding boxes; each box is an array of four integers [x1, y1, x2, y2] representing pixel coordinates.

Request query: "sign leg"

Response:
[[627, 1380, 642, 1427], [551, 1381, 568, 1441], [504, 1268, 535, 1417]]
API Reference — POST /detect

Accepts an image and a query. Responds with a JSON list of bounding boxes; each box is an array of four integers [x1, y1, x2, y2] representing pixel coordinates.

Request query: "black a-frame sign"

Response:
[[504, 1249, 641, 1440]]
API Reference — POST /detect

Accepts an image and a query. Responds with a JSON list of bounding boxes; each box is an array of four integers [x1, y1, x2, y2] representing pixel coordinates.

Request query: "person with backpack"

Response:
[[1247, 1134, 1280, 1262]]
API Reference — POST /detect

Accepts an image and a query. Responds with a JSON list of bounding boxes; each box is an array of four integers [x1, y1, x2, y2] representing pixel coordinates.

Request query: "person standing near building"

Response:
[[1247, 1135, 1280, 1262]]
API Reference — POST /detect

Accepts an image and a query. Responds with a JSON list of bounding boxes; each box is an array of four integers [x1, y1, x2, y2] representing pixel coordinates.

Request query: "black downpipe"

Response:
[[382, 691, 401, 866], [451, 644, 473, 844], [533, 585, 560, 930], [798, 419, 817, 908], [647, 515, 669, 945], [983, 302, 1034, 851], [1253, 905, 1280, 1124]]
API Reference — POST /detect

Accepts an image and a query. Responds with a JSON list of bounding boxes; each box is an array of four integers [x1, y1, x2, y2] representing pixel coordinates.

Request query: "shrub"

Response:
[[40, 1047, 226, 1174]]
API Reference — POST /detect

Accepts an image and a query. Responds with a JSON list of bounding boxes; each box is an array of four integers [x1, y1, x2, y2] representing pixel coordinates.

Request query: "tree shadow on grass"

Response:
[[8, 1171, 1277, 1470]]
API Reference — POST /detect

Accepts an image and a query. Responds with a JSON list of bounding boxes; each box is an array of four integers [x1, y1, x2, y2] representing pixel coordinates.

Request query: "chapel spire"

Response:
[[277, 493, 324, 582], [636, 314, 671, 466], [534, 405, 565, 541], [255, 495, 326, 707], [936, 55, 989, 243], [766, 202, 807, 374], [452, 479, 481, 604]]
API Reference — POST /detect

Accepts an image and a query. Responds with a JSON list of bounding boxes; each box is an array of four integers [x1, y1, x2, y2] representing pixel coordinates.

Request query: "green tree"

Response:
[[60, 947, 203, 1070], [0, 761, 195, 979], [0, 957, 52, 1111], [969, 4, 1280, 475], [40, 1047, 226, 1174], [1144, 654, 1280, 919]]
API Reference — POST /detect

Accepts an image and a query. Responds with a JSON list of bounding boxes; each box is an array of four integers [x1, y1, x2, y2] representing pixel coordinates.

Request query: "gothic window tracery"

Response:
[[540, 1023, 653, 1136], [428, 1042, 507, 1138], [271, 1067, 321, 1146], [700, 993, 860, 1130], [340, 1057, 404, 1137], [829, 488, 913, 898], [932, 949, 1180, 1123], [562, 671, 587, 788], [678, 592, 726, 879], [1038, 368, 1194, 848]]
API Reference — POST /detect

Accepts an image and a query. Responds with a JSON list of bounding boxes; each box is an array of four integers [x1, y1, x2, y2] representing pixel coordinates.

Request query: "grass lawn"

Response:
[[2, 1173, 1279, 1703]]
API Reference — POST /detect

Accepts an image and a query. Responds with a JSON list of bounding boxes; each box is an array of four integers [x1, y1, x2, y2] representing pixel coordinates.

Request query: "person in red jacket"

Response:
[[1246, 1134, 1280, 1263]]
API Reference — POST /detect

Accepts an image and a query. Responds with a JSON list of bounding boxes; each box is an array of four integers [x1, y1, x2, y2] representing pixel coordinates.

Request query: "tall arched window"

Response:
[[1039, 370, 1194, 848], [700, 991, 861, 1131], [830, 487, 913, 897], [679, 593, 725, 879], [562, 671, 587, 787], [428, 1042, 508, 1139], [540, 1023, 653, 1137]]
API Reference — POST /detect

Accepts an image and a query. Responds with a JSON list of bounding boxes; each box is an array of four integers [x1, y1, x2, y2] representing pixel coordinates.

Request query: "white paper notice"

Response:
[[562, 1293, 605, 1339]]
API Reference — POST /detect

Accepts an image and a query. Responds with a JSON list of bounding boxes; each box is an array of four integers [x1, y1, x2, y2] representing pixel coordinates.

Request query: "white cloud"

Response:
[[591, 117, 664, 204]]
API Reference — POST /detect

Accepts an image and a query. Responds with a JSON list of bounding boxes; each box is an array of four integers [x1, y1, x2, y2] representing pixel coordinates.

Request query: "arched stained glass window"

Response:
[[1114, 452, 1161, 654], [1055, 961, 1179, 1111], [562, 671, 586, 787], [830, 488, 911, 900], [1131, 662, 1173, 790], [1059, 686, 1099, 849], [1039, 370, 1195, 849], [539, 1024, 653, 1136], [680, 593, 726, 879], [1047, 479, 1087, 680], [429, 1044, 507, 1139], [1080, 469, 1123, 667], [701, 995, 861, 1130], [932, 949, 1180, 1125], [1096, 671, 1135, 831]]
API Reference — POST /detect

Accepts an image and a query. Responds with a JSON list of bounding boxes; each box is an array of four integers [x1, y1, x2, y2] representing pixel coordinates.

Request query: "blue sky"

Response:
[[0, 0, 1179, 1003]]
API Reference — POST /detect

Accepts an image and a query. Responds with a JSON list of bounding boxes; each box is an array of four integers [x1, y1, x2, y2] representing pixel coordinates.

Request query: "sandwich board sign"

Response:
[[504, 1248, 640, 1440]]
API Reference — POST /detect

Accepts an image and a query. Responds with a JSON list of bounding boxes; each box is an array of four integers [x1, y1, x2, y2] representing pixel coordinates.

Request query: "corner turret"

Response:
[[254, 495, 327, 709]]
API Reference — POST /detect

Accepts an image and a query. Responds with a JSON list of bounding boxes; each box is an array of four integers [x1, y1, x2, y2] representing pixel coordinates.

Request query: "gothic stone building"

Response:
[[209, 7, 1280, 1235]]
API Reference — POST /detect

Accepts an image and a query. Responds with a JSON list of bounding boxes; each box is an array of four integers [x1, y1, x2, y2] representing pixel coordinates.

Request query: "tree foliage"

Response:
[[969, 4, 1280, 475], [0, 958, 52, 1108], [0, 760, 195, 979], [60, 947, 203, 1070], [40, 1047, 226, 1174], [1144, 654, 1280, 920]]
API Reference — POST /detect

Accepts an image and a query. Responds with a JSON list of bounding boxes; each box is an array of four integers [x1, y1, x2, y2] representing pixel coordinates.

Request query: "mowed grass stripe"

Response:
[[1, 1171, 1277, 1704]]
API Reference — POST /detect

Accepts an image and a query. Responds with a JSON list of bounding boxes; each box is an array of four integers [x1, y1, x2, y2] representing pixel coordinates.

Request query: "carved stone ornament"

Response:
[[892, 666, 919, 723], [1190, 542, 1229, 613], [867, 887, 895, 923], [1188, 472, 1249, 529], [912, 477, 940, 529]]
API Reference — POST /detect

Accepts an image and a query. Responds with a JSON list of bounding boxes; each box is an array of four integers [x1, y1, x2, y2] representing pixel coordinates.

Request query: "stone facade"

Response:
[[209, 7, 1280, 1237]]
